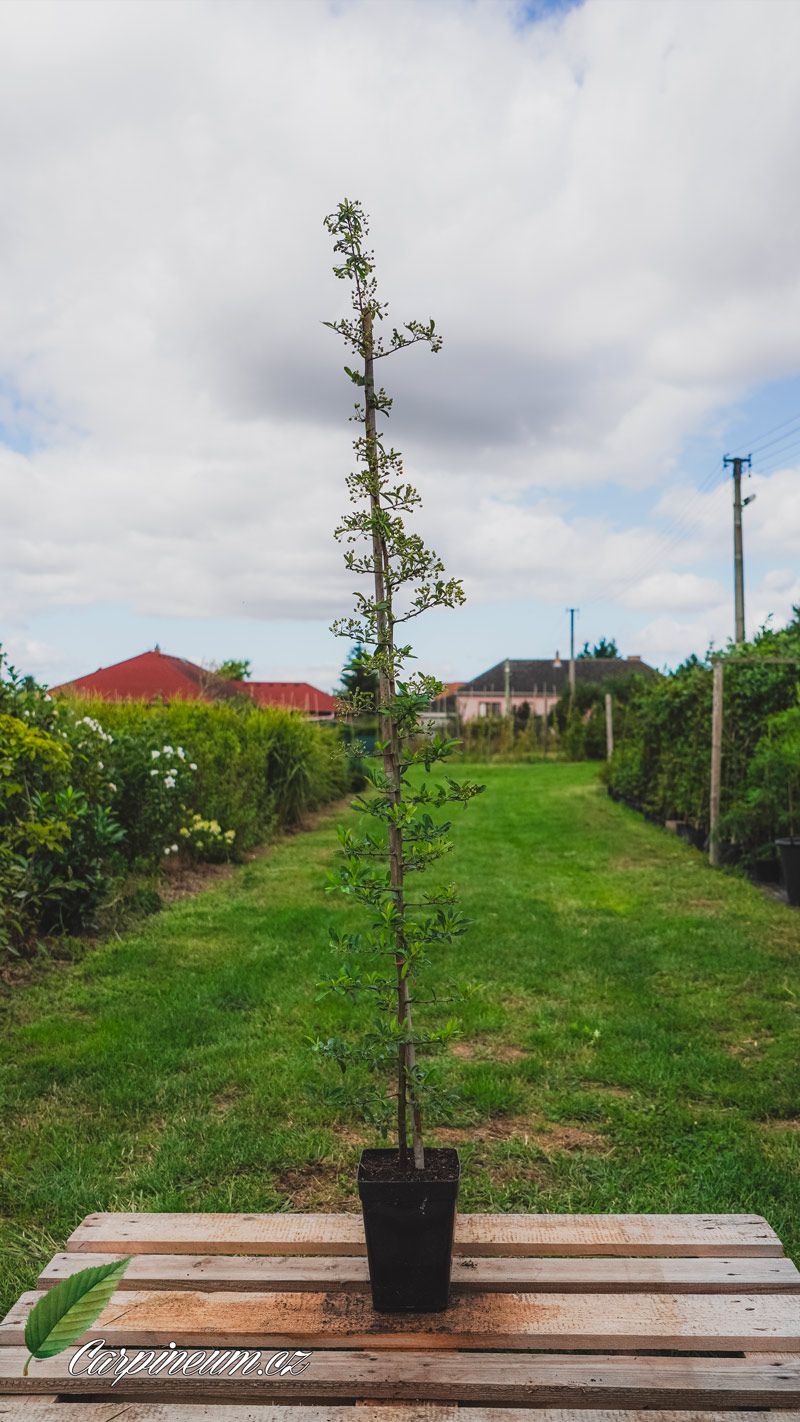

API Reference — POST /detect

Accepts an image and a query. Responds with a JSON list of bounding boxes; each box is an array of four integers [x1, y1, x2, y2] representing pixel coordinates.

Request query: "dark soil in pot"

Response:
[[358, 1146, 460, 1313]]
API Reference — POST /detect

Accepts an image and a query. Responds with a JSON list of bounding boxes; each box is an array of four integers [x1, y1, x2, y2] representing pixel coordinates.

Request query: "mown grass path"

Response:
[[2, 763, 800, 1312]]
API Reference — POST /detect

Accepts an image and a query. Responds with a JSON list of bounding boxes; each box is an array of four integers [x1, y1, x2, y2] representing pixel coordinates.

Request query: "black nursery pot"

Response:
[[357, 1147, 460, 1312], [776, 837, 800, 906]]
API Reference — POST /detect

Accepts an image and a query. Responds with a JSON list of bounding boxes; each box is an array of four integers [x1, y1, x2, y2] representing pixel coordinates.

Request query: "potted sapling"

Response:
[[312, 199, 484, 1313]]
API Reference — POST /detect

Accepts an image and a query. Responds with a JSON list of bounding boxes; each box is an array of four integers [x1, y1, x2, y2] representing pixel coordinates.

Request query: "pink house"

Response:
[[434, 655, 652, 722]]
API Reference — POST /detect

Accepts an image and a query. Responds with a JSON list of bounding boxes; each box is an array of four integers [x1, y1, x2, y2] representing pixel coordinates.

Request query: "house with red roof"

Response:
[[52, 649, 336, 720]]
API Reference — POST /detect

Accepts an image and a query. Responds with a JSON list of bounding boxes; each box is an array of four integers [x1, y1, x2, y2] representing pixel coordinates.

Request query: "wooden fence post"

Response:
[[709, 658, 723, 867], [605, 693, 614, 760]]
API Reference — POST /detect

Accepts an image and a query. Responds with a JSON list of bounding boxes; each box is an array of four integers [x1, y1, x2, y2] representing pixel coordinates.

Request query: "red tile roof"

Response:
[[52, 650, 242, 702], [52, 651, 335, 714], [239, 682, 336, 715], [431, 681, 464, 704]]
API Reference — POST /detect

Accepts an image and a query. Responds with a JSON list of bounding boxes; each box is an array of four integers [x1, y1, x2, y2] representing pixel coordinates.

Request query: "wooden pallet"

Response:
[[2, 1211, 800, 1418]]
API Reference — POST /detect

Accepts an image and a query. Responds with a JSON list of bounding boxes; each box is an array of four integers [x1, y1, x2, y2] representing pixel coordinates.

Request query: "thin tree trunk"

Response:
[[363, 310, 423, 1169]]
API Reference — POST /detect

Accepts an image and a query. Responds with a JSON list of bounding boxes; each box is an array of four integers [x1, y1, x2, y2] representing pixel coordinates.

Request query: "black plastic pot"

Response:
[[750, 855, 781, 885], [776, 837, 800, 906], [358, 1147, 460, 1312]]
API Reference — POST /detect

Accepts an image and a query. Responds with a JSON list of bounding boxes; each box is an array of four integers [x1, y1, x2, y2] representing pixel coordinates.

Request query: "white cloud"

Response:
[[2, 0, 800, 667], [634, 612, 728, 668], [620, 572, 724, 614]]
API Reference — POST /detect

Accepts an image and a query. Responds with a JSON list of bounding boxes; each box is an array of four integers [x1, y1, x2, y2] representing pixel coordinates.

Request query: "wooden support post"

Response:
[[709, 658, 723, 867], [605, 693, 614, 760], [543, 685, 549, 757]]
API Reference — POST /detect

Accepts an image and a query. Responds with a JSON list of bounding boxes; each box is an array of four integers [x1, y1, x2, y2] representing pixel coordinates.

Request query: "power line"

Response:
[[748, 422, 800, 461], [728, 408, 800, 457], [581, 405, 800, 612], [751, 435, 800, 478], [750, 421, 800, 457], [583, 459, 726, 606]]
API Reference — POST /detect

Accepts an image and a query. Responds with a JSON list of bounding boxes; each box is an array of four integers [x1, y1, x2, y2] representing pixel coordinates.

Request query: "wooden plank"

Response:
[[0, 1403, 60, 1415], [7, 1404, 800, 1416], [1, 1409, 459, 1422], [65, 1212, 784, 1258], [38, 1251, 800, 1295], [456, 1214, 784, 1258], [0, 1410, 442, 1422], [4, 1288, 800, 1352], [3, 1347, 800, 1406]]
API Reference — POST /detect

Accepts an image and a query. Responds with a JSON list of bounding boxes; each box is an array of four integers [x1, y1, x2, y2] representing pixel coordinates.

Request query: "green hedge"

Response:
[[67, 695, 349, 860], [604, 611, 800, 867], [0, 651, 349, 954]]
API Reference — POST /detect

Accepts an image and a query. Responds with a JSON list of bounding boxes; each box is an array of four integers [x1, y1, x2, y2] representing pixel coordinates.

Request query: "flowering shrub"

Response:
[[0, 660, 125, 947], [101, 734, 202, 866], [67, 694, 350, 854], [177, 812, 236, 862], [1, 647, 351, 955]]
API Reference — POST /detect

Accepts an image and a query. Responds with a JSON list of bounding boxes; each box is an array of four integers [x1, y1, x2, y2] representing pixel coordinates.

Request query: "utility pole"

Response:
[[566, 607, 579, 697], [605, 693, 614, 760], [504, 658, 511, 719], [723, 454, 751, 646]]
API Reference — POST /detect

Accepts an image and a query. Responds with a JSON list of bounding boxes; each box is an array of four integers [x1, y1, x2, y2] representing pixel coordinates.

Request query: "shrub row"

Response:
[[604, 610, 800, 870], [0, 652, 349, 955]]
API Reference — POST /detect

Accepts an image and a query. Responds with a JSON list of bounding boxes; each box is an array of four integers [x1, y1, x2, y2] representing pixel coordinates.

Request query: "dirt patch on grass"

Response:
[[211, 1089, 244, 1114], [274, 1162, 360, 1211], [161, 860, 237, 903], [761, 1118, 800, 1133], [451, 1042, 528, 1062], [724, 1037, 774, 1058], [502, 994, 534, 1011], [435, 1116, 606, 1154], [585, 1083, 635, 1099], [272, 1113, 606, 1209], [544, 1123, 605, 1151]]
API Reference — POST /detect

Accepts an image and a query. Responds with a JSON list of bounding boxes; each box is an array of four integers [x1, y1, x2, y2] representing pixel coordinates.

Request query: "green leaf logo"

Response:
[[23, 1256, 132, 1375]]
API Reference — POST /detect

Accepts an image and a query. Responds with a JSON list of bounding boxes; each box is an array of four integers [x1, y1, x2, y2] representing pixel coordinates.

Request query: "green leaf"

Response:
[[24, 1256, 132, 1371]]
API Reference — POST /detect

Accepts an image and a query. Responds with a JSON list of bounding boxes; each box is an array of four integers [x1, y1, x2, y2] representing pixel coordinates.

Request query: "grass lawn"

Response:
[[2, 761, 800, 1313]]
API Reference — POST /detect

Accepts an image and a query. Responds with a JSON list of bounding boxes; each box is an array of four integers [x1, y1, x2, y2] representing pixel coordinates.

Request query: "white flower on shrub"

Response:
[[176, 747, 185, 759], [77, 715, 113, 743], [189, 763, 197, 771], [109, 782, 117, 792], [163, 745, 174, 756], [97, 761, 103, 769], [150, 768, 159, 776], [164, 775, 176, 789], [151, 749, 160, 759]]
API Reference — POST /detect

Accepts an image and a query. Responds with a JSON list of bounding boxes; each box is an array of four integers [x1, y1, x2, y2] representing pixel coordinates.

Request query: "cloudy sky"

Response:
[[2, 0, 800, 691]]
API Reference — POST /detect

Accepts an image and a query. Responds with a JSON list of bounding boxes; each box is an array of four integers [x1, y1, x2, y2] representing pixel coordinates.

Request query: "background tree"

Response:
[[578, 637, 618, 659], [513, 700, 531, 736], [217, 659, 251, 681], [313, 199, 483, 1169], [337, 642, 379, 714]]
